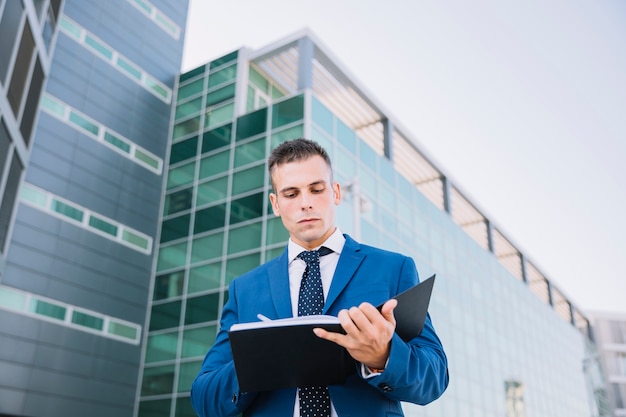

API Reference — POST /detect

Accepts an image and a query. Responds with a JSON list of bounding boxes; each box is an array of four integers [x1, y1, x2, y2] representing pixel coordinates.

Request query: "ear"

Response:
[[333, 182, 341, 205], [269, 193, 280, 216]]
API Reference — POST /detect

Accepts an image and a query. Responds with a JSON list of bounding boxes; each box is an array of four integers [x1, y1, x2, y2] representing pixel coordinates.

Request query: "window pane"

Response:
[[185, 293, 220, 325], [229, 192, 264, 224], [311, 96, 334, 135], [191, 232, 224, 264], [231, 165, 265, 196], [205, 83, 235, 107], [227, 222, 261, 254], [164, 188, 193, 215], [180, 65, 205, 83], [153, 270, 185, 300], [175, 97, 202, 120], [138, 399, 171, 417], [173, 116, 201, 140], [266, 216, 289, 245], [194, 204, 227, 235], [104, 131, 131, 153], [122, 229, 150, 250], [71, 310, 104, 330], [208, 64, 237, 88], [249, 66, 269, 93], [88, 215, 118, 236], [225, 253, 261, 285], [205, 102, 234, 129], [178, 360, 203, 392], [170, 136, 198, 164], [160, 214, 190, 243], [270, 124, 303, 148], [30, 299, 66, 320], [0, 286, 27, 311], [117, 56, 141, 80], [19, 183, 47, 208], [0, 153, 23, 248], [156, 242, 188, 271], [134, 148, 160, 169], [209, 50, 237, 70], [196, 176, 228, 207], [236, 108, 267, 141], [188, 263, 222, 293], [20, 57, 45, 144], [234, 137, 266, 168], [182, 325, 217, 358], [85, 34, 113, 60], [272, 95, 304, 129], [108, 321, 138, 340], [145, 331, 179, 363], [51, 199, 84, 222], [199, 150, 229, 180], [149, 300, 182, 331], [69, 111, 99, 135], [7, 22, 34, 115], [178, 78, 204, 102], [166, 161, 195, 189], [202, 123, 232, 154], [141, 365, 175, 396], [0, 0, 23, 83]]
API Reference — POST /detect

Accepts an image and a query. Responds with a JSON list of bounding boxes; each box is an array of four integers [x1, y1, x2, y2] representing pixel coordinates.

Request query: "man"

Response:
[[191, 138, 448, 417]]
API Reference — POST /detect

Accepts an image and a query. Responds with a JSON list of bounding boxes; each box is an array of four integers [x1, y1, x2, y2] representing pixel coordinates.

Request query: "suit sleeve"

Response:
[[190, 279, 258, 417], [363, 256, 449, 404]]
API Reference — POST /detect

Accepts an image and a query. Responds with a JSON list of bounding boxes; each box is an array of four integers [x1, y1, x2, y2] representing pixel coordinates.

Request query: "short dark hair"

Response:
[[268, 138, 332, 189]]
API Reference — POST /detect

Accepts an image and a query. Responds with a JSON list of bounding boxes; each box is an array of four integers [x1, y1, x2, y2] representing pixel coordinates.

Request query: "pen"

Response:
[[257, 313, 272, 322]]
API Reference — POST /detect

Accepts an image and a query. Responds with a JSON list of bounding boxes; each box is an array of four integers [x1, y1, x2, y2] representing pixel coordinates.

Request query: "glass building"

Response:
[[0, 2, 610, 416], [139, 30, 606, 417], [0, 1, 188, 416]]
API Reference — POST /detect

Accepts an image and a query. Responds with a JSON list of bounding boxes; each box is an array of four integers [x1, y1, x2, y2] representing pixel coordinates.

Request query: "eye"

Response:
[[311, 187, 325, 194]]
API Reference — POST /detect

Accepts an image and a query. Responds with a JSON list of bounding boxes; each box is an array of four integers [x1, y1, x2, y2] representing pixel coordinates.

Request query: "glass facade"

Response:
[[138, 37, 602, 417]]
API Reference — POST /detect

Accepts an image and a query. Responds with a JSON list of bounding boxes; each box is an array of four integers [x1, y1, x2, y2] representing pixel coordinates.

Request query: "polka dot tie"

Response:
[[297, 247, 333, 417]]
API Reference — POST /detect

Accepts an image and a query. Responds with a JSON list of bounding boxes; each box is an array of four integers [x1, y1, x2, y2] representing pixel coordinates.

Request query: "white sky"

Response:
[[182, 0, 626, 315]]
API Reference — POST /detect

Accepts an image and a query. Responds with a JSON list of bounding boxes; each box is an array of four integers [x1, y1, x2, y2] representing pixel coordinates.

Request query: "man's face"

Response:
[[269, 155, 341, 250]]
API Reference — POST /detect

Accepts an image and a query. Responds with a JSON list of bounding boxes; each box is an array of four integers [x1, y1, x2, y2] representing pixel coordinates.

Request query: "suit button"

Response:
[[232, 393, 237, 403], [378, 383, 393, 392]]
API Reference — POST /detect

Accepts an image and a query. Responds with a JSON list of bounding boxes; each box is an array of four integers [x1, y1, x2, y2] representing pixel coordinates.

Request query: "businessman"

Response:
[[191, 138, 448, 417]]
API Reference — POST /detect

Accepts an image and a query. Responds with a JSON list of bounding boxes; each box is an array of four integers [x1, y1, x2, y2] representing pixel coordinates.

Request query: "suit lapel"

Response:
[[268, 248, 293, 319], [323, 235, 365, 314]]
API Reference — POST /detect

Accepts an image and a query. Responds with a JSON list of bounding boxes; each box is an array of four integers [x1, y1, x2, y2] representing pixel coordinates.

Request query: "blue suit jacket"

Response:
[[191, 234, 449, 417]]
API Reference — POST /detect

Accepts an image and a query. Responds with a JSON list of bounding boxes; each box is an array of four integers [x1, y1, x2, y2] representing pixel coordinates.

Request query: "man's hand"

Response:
[[313, 299, 398, 370]]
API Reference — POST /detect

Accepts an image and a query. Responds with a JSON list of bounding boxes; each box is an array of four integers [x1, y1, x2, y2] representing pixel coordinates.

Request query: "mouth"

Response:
[[298, 218, 319, 224]]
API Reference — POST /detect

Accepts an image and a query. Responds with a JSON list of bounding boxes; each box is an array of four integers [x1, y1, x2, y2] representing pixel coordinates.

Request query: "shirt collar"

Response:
[[288, 227, 345, 263]]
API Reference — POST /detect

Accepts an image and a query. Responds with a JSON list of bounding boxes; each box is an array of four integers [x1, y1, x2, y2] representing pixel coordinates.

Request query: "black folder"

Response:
[[228, 274, 436, 392]]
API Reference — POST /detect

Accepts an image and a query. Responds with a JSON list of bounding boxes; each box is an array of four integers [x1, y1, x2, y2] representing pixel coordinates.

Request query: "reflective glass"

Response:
[[0, 286, 26, 311], [227, 222, 261, 254], [178, 78, 204, 102], [170, 136, 198, 164], [208, 64, 237, 88], [51, 199, 84, 222], [311, 96, 333, 135], [205, 102, 234, 129], [206, 84, 235, 107], [141, 365, 175, 396], [178, 360, 203, 392], [145, 331, 179, 363], [191, 232, 224, 264], [116, 56, 141, 80], [194, 205, 227, 234], [69, 111, 99, 135], [271, 125, 303, 148], [199, 150, 229, 180], [248, 66, 269, 93], [134, 148, 160, 169], [173, 116, 201, 140], [336, 147, 356, 178], [30, 299, 66, 320], [188, 263, 222, 293], [167, 161, 195, 189], [196, 176, 228, 207], [229, 192, 264, 224], [182, 326, 217, 358], [209, 51, 238, 70], [0, 0, 23, 83], [153, 271, 185, 300], [149, 301, 182, 331], [202, 123, 232, 154], [271, 95, 304, 128], [225, 253, 261, 285], [234, 137, 266, 168], [122, 229, 150, 250], [180, 65, 205, 83], [185, 293, 220, 325], [337, 119, 356, 153], [232, 165, 265, 196], [266, 217, 289, 245], [160, 214, 190, 243], [164, 188, 193, 215], [85, 34, 113, 60], [88, 215, 118, 237], [71, 310, 104, 330], [108, 321, 138, 340], [236, 108, 267, 141], [156, 242, 188, 271], [174, 396, 197, 417], [104, 132, 131, 153], [175, 97, 202, 120], [138, 399, 170, 417]]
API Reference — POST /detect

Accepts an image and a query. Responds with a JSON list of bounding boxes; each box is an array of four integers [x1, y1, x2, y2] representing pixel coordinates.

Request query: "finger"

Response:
[[380, 299, 397, 323]]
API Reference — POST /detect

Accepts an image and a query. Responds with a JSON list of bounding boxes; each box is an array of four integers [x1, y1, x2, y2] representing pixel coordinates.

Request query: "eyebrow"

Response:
[[278, 180, 326, 194]]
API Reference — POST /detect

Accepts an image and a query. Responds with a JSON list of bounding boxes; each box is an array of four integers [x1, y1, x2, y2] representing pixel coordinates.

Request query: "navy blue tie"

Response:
[[297, 247, 333, 417]]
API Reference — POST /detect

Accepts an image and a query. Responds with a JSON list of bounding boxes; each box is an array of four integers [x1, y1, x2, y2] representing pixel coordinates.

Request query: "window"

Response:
[[208, 64, 237, 88], [236, 108, 267, 141], [0, 138, 23, 250], [0, 0, 23, 84], [7, 22, 34, 116], [202, 124, 232, 154]]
